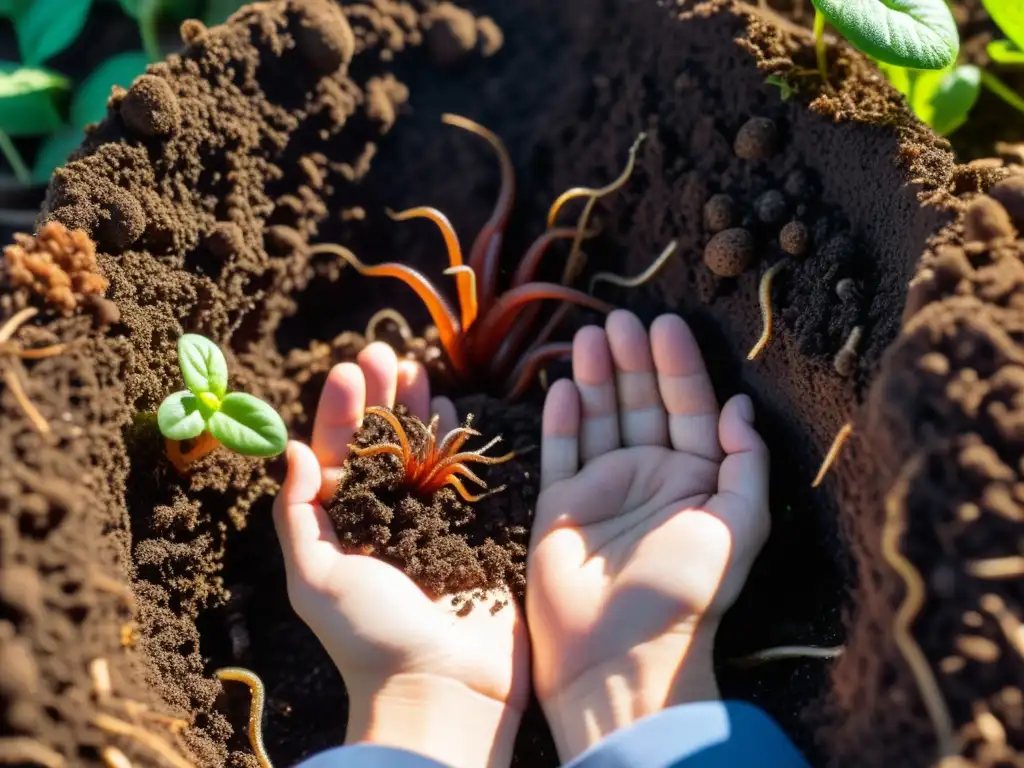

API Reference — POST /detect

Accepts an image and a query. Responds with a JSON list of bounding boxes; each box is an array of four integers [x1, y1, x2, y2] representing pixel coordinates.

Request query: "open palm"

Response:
[[527, 311, 770, 710], [273, 343, 529, 718]]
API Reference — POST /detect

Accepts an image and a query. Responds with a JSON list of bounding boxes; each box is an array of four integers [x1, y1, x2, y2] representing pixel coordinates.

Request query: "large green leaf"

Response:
[[912, 64, 981, 136], [988, 39, 1024, 65], [72, 52, 149, 128], [207, 392, 288, 457], [0, 0, 29, 19], [32, 126, 84, 183], [0, 64, 70, 137], [177, 334, 229, 398], [811, 0, 959, 70], [982, 0, 1024, 53], [14, 0, 94, 66], [157, 390, 207, 441]]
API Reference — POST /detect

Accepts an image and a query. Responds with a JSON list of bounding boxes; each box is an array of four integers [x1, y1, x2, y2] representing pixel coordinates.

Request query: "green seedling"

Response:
[[981, 0, 1024, 65], [765, 74, 798, 101], [810, 0, 959, 83], [157, 334, 287, 472]]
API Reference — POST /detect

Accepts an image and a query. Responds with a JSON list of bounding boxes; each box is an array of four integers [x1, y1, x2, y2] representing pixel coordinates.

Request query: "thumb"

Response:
[[273, 440, 341, 587], [712, 395, 769, 527]]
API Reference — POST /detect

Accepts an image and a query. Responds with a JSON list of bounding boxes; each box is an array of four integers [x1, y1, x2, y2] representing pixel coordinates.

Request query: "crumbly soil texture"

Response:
[[2, 1, 1023, 767]]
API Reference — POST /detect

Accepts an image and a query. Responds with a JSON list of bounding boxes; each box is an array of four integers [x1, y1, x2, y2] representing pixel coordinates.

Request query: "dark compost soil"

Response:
[[1, 1, 1023, 767]]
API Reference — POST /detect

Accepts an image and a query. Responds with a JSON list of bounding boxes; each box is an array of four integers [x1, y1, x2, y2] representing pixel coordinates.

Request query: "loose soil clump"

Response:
[[2, 0, 1023, 767]]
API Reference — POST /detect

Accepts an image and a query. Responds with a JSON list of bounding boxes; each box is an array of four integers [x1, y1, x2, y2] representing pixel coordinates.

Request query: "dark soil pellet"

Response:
[[963, 196, 1016, 244], [120, 75, 181, 138], [755, 189, 788, 224], [783, 168, 812, 199], [734, 116, 778, 160], [424, 2, 479, 66], [703, 192, 736, 233], [988, 174, 1024, 231], [779, 220, 809, 257], [704, 227, 754, 276]]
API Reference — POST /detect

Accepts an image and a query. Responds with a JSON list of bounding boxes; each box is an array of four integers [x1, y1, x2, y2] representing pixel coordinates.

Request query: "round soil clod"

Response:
[[963, 196, 1016, 244], [780, 220, 809, 258], [704, 227, 755, 276], [734, 116, 779, 161], [120, 75, 181, 138], [703, 193, 737, 233], [988, 174, 1024, 231], [423, 2, 479, 66], [292, 0, 356, 76], [754, 189, 788, 224]]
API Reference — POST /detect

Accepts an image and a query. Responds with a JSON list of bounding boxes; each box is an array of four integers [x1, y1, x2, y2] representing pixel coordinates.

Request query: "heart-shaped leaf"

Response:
[[0, 64, 70, 137], [14, 0, 94, 66], [177, 334, 229, 398], [911, 64, 981, 136], [988, 39, 1024, 65], [982, 0, 1024, 53], [32, 126, 84, 183], [157, 390, 207, 441], [811, 0, 959, 70], [72, 51, 149, 128], [207, 392, 288, 457]]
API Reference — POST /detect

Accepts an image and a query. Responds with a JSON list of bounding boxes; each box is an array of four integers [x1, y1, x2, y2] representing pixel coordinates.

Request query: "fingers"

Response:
[[541, 378, 580, 491], [715, 394, 769, 527], [358, 342, 399, 411], [311, 362, 366, 473], [397, 359, 430, 422], [606, 310, 668, 448], [573, 325, 619, 462], [431, 396, 459, 434], [650, 314, 723, 461], [273, 441, 341, 587]]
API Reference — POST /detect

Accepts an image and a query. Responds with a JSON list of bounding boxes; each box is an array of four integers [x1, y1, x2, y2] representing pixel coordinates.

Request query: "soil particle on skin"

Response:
[[326, 399, 538, 611]]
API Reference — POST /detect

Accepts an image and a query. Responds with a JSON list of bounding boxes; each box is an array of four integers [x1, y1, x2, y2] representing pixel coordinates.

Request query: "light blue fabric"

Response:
[[292, 700, 811, 767]]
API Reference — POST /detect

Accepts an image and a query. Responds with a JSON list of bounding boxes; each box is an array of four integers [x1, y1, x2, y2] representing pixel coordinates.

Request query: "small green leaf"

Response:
[[207, 392, 288, 457], [14, 0, 94, 66], [911, 64, 981, 136], [988, 39, 1024, 65], [765, 74, 797, 101], [811, 0, 959, 70], [177, 334, 229, 398], [72, 52, 150, 128], [981, 0, 1024, 53], [0, 64, 70, 137], [32, 126, 84, 183], [157, 390, 207, 440], [876, 60, 914, 98]]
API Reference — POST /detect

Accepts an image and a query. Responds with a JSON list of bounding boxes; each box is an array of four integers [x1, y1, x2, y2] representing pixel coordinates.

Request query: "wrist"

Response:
[[541, 624, 720, 762], [345, 673, 522, 768]]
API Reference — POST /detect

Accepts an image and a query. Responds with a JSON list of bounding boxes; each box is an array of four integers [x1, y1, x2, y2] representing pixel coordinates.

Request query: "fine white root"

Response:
[[588, 240, 678, 295]]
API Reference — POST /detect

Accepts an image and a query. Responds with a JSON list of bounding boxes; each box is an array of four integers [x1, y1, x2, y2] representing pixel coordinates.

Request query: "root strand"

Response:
[[588, 240, 678, 295], [0, 737, 64, 767], [730, 644, 845, 668], [92, 714, 194, 768], [811, 421, 852, 488], [747, 259, 789, 360]]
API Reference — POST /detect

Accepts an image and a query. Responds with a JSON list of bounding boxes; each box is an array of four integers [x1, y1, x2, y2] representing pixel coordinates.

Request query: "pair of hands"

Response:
[[272, 310, 770, 768]]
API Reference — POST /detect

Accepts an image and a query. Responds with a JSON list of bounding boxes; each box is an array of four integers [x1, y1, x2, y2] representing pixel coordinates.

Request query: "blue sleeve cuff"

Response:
[[564, 700, 812, 768], [293, 743, 450, 768]]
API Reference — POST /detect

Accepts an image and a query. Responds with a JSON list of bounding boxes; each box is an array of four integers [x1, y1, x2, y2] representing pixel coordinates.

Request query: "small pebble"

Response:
[[963, 196, 1016, 244], [734, 117, 778, 161], [703, 193, 736, 233], [754, 190, 788, 224], [120, 75, 181, 138], [704, 228, 755, 277], [988, 174, 1024, 231], [835, 278, 858, 301], [779, 220, 809, 257]]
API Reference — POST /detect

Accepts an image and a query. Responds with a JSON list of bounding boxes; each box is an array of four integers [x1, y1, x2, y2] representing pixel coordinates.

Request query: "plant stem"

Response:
[[139, 0, 162, 63], [0, 129, 31, 185], [980, 69, 1024, 117], [814, 9, 828, 83]]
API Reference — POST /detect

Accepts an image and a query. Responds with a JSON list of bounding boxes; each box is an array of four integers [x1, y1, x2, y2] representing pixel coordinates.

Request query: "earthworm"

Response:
[[92, 714, 195, 768], [588, 240, 678, 294], [729, 644, 845, 668], [811, 421, 852, 488], [216, 667, 272, 768], [747, 259, 790, 360], [881, 452, 958, 761]]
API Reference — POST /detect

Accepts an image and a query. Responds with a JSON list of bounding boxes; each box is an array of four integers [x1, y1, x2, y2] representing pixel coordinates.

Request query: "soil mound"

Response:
[[2, 0, 1022, 766]]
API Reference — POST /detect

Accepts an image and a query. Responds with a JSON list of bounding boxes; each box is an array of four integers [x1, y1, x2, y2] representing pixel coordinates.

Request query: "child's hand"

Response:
[[273, 343, 529, 768], [527, 310, 770, 761]]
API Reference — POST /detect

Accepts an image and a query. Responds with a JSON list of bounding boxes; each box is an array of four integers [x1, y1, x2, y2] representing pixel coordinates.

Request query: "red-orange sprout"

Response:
[[309, 113, 637, 400], [353, 406, 514, 502]]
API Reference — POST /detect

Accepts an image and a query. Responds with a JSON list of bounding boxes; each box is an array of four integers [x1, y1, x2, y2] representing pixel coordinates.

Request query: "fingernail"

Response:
[[737, 395, 755, 423]]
